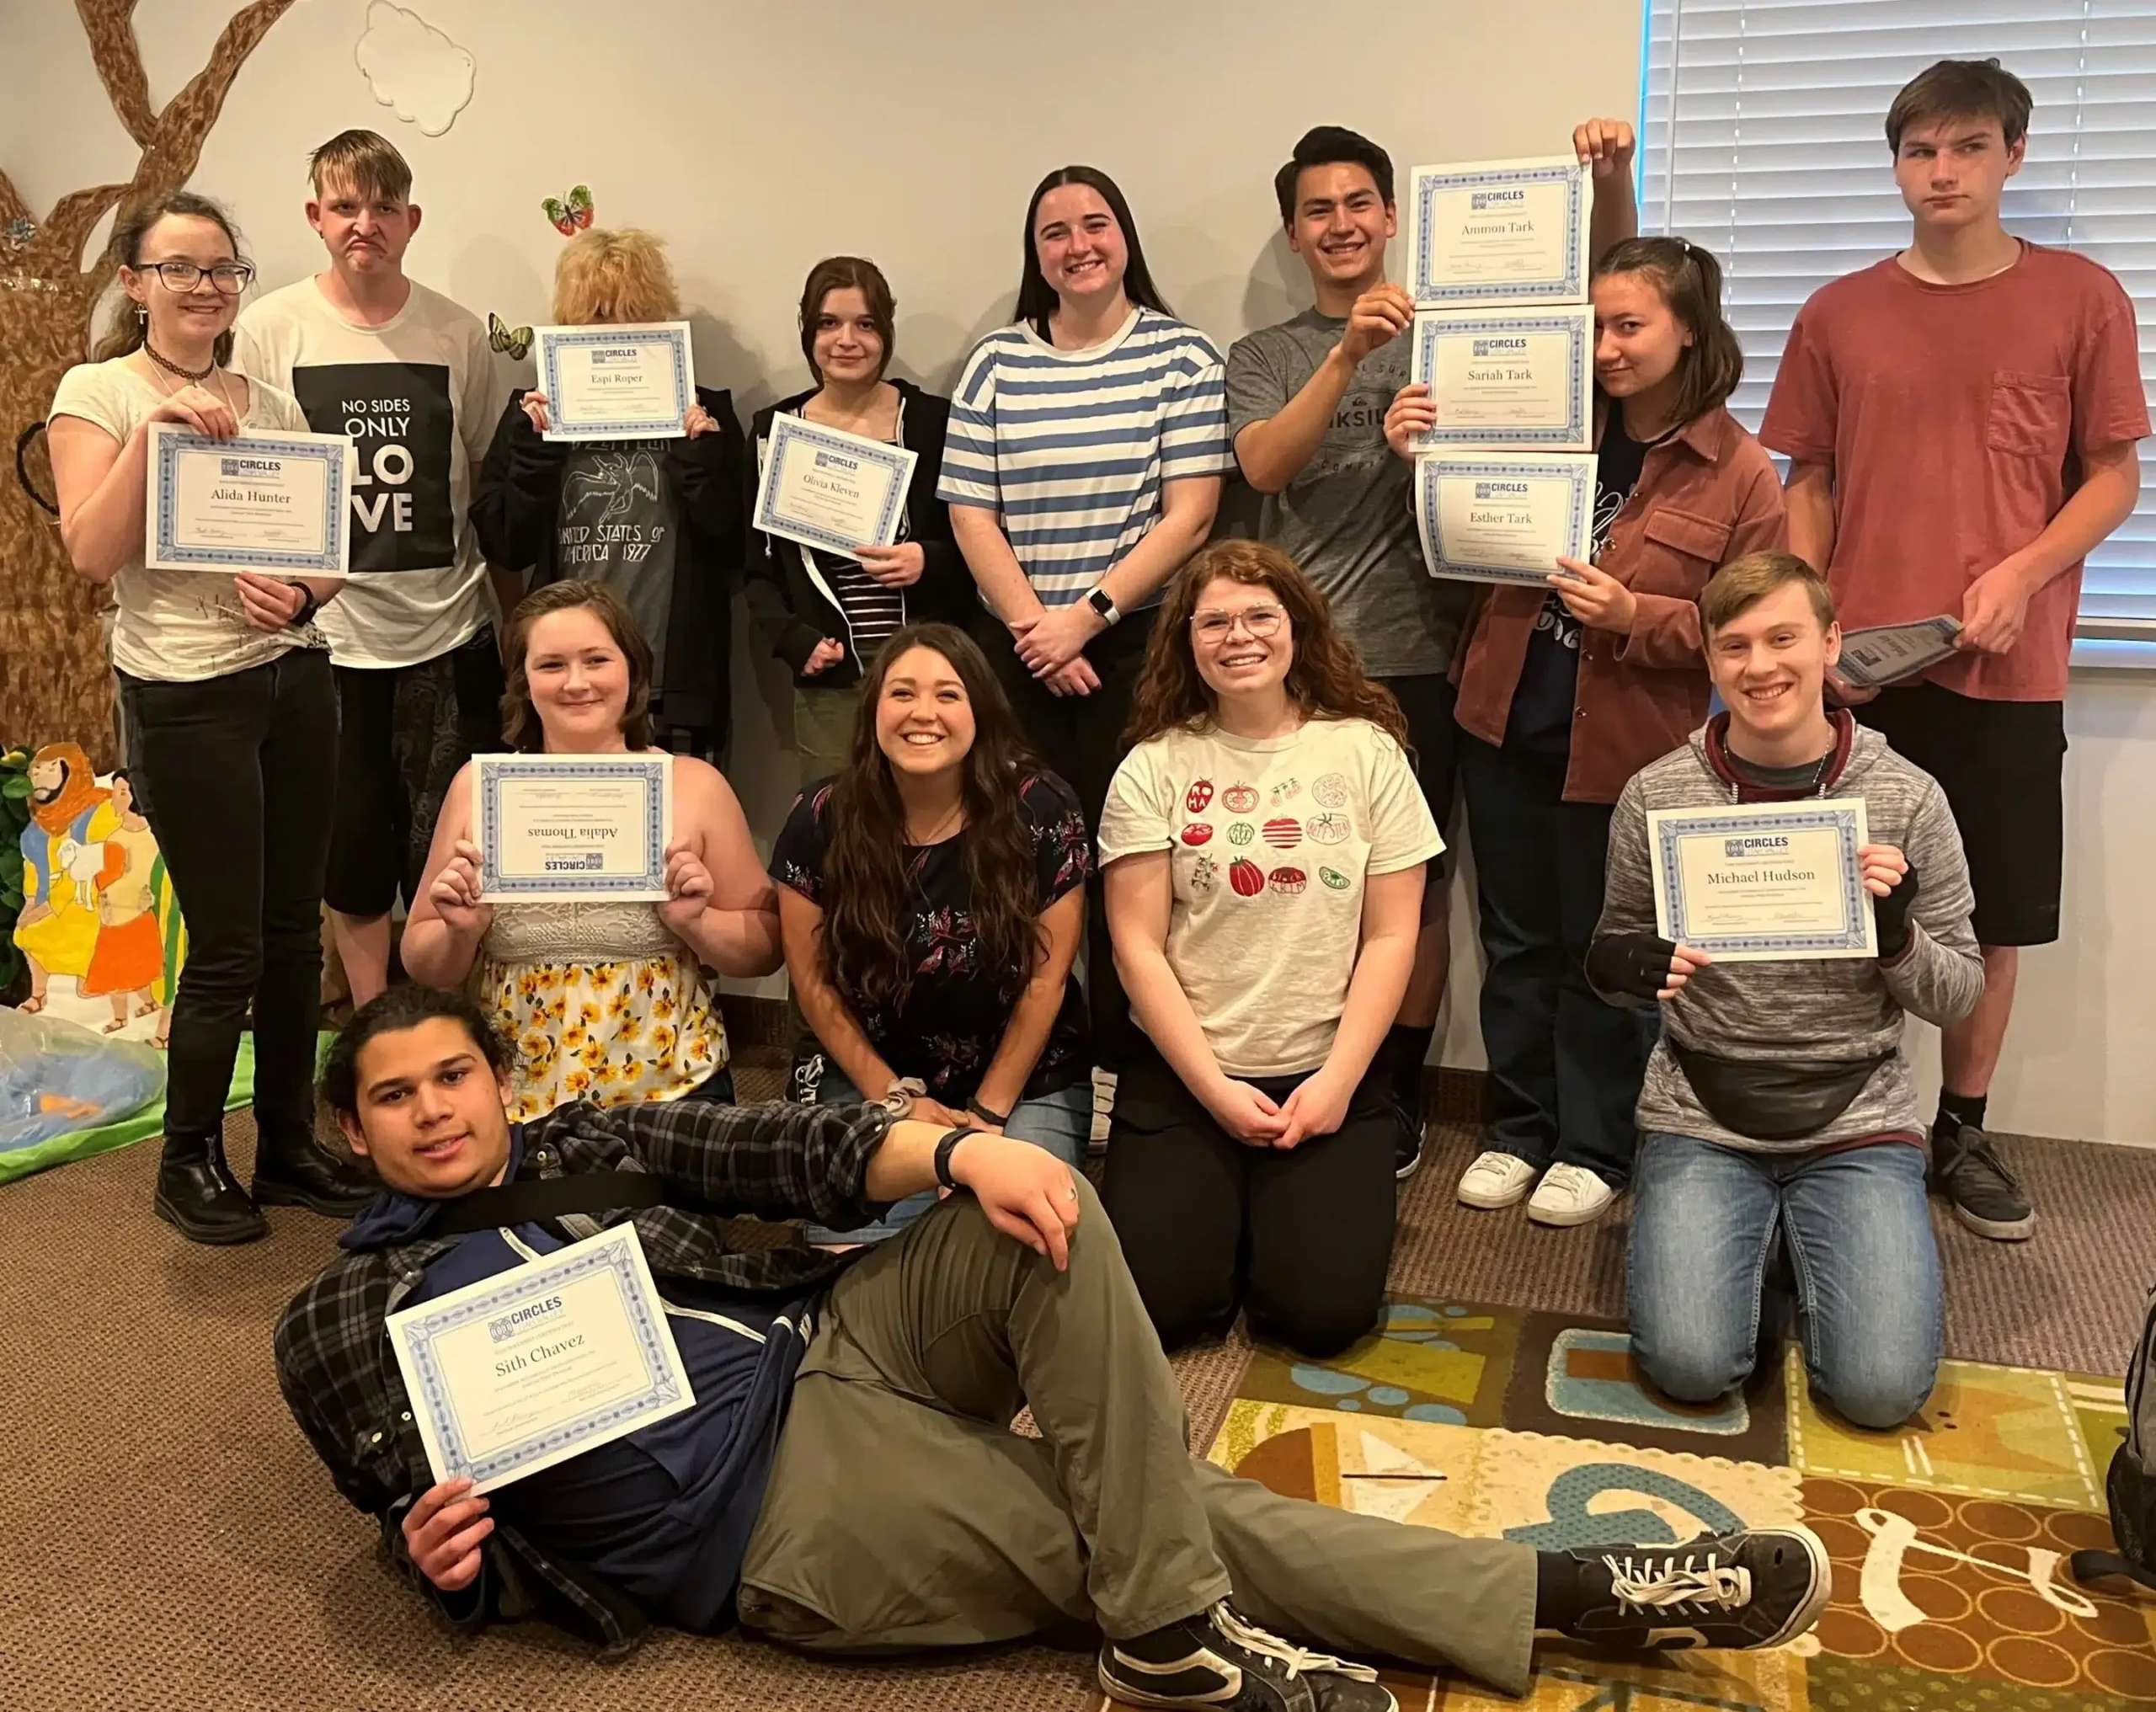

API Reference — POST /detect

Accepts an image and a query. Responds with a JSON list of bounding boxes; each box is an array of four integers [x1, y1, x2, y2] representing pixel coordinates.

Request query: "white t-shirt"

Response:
[[232, 275, 499, 668], [47, 360, 321, 684], [1099, 716, 1443, 1078]]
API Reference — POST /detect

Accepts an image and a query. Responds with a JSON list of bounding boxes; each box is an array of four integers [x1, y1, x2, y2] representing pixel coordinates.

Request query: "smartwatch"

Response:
[[1086, 586, 1123, 628], [933, 1125, 984, 1192], [880, 1076, 929, 1119]]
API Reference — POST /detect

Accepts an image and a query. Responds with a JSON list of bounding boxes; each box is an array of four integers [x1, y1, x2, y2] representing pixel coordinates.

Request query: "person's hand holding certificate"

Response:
[[1647, 799, 1877, 961], [145, 424, 352, 576], [752, 413, 920, 557], [535, 323, 695, 441], [388, 1224, 695, 1493], [473, 754, 671, 902]]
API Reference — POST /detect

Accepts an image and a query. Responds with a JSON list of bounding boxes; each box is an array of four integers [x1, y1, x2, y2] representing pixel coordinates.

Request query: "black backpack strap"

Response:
[[2069, 1548, 2156, 1592], [429, 1170, 668, 1236]]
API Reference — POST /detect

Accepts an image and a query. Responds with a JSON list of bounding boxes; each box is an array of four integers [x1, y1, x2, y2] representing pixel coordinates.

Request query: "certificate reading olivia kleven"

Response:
[[1647, 799, 1879, 963], [145, 424, 352, 575], [751, 412, 919, 557], [472, 754, 672, 903], [387, 1224, 696, 1493]]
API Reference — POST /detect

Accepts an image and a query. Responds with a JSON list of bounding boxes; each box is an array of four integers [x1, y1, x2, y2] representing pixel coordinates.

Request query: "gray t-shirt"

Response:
[[557, 442, 680, 691], [1225, 308, 1470, 677]]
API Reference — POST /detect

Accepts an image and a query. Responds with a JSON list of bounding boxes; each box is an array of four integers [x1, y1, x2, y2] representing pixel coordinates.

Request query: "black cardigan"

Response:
[[472, 386, 745, 749], [743, 379, 973, 690]]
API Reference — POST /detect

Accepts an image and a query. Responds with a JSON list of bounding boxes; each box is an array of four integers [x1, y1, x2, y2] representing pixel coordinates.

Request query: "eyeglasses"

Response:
[[1191, 605, 1286, 643], [140, 260, 255, 295]]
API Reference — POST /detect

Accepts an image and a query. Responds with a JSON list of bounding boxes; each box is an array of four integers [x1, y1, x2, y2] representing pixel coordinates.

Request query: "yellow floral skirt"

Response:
[[485, 950, 727, 1123]]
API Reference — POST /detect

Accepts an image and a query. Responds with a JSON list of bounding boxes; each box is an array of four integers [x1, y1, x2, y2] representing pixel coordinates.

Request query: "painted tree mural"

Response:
[[0, 0, 296, 767]]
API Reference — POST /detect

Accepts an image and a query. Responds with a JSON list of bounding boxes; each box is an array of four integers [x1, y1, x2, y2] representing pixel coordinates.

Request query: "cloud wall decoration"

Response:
[[354, 2, 475, 137]]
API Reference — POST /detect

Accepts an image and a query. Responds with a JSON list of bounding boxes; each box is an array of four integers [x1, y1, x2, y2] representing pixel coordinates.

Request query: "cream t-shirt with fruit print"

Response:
[[1099, 716, 1441, 1079]]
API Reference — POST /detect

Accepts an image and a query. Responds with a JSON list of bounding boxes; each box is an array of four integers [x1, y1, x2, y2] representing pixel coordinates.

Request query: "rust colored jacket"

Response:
[[1452, 405, 1788, 803]]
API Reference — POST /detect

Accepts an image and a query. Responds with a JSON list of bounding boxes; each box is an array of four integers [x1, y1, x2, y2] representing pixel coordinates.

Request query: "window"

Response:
[[1639, 1, 2156, 643]]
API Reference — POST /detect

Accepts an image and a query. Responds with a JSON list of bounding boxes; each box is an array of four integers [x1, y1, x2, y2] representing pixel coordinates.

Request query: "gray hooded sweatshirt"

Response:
[[1593, 711, 1984, 1154]]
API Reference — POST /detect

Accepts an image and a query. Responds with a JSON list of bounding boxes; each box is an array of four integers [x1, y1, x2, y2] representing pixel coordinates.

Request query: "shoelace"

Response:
[[1950, 1133, 2026, 1193], [1212, 1602, 1380, 1685], [1604, 1553, 1753, 1615]]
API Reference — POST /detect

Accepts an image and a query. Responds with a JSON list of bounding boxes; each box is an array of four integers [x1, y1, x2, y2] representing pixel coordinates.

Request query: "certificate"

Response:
[[1408, 307, 1593, 451], [1406, 156, 1592, 307], [1647, 799, 1878, 962], [536, 322, 694, 440], [751, 413, 920, 556], [145, 424, 351, 575], [1837, 616, 1963, 691], [472, 754, 671, 902], [388, 1224, 696, 1493], [1415, 451, 1594, 585]]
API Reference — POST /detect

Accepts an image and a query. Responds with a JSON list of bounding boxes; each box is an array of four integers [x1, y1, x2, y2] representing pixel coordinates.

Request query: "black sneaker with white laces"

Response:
[[1388, 1093, 1426, 1181], [1929, 1120, 2036, 1240], [1099, 1601, 1397, 1711], [1540, 1527, 1831, 1653]]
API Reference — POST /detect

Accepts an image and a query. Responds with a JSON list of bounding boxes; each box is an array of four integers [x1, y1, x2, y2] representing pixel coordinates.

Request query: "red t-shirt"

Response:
[[1760, 242, 2148, 701]]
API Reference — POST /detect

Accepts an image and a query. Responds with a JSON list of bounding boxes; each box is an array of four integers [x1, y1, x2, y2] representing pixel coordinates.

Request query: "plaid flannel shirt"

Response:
[[273, 1096, 894, 1653]]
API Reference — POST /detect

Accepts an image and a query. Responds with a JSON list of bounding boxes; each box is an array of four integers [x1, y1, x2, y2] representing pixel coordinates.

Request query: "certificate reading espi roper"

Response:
[[387, 1224, 696, 1494], [144, 423, 353, 576], [536, 321, 695, 441], [472, 753, 672, 903], [751, 412, 920, 557], [1647, 798, 1878, 963]]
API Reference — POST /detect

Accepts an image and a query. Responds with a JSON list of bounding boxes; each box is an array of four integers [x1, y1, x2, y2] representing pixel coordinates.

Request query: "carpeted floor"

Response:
[[2, 1087, 2150, 1711]]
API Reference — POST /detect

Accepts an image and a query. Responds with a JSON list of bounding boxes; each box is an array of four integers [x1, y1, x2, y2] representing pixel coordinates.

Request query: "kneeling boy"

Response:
[[1590, 553, 1982, 1430]]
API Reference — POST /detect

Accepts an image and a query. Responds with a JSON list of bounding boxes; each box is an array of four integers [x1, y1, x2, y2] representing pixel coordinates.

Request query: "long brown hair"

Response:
[[1593, 236, 1744, 429], [499, 580, 656, 752], [1123, 541, 1408, 750], [92, 191, 248, 366], [818, 624, 1049, 1018]]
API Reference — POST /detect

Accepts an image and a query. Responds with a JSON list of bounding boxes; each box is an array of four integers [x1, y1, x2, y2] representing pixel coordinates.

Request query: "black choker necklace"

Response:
[[144, 340, 216, 383]]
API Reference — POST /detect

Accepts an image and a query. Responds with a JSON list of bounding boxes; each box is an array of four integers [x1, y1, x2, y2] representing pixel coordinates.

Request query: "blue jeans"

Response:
[[1627, 1132, 1942, 1430], [799, 1062, 1089, 1245]]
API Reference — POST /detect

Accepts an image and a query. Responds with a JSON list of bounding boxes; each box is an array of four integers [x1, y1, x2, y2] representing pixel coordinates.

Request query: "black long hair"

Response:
[[1014, 165, 1172, 338], [819, 624, 1049, 1019]]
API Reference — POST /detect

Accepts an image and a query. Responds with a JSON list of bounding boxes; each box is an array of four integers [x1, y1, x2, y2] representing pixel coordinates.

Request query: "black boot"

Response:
[[153, 1130, 268, 1245], [253, 1124, 377, 1218]]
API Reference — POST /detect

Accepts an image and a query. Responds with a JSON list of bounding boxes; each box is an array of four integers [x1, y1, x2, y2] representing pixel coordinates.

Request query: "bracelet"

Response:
[[965, 1096, 1011, 1128], [285, 581, 321, 629], [933, 1125, 984, 1192]]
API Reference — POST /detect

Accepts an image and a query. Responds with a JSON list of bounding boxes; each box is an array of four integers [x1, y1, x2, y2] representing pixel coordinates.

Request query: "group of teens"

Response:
[[45, 56, 2146, 1446]]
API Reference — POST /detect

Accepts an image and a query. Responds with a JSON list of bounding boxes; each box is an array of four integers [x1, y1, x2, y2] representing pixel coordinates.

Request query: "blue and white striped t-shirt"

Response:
[[937, 307, 1235, 611]]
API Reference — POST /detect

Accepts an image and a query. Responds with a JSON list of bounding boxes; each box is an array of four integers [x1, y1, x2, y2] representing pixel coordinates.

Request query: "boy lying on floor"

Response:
[[276, 984, 1830, 1710]]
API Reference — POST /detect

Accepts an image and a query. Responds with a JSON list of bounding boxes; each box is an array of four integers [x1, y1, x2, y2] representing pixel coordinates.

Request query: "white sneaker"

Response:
[[1456, 1150, 1540, 1209], [1526, 1162, 1617, 1228]]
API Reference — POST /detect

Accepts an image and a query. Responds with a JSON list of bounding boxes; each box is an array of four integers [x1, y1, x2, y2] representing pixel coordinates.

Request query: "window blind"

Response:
[[1640, 0, 2156, 629]]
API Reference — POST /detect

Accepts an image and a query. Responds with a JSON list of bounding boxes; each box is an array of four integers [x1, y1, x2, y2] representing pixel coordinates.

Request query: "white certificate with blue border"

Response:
[[387, 1224, 696, 1494], [1406, 156, 1592, 307], [144, 424, 352, 575], [751, 413, 919, 556], [1408, 307, 1593, 450], [472, 754, 671, 903], [1837, 616, 1963, 691], [1647, 799, 1878, 963], [1415, 451, 1594, 585], [536, 321, 694, 441]]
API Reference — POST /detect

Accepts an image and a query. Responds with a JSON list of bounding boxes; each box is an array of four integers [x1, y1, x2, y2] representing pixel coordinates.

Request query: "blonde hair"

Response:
[[552, 228, 682, 325], [1700, 551, 1838, 635], [308, 130, 412, 203]]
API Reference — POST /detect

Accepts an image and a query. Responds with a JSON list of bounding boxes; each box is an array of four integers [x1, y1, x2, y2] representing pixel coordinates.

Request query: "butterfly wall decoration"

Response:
[[487, 312, 533, 360], [542, 185, 594, 237]]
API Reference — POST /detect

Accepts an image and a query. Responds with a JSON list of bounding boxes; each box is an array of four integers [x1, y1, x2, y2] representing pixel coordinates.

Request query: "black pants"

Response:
[[972, 608, 1156, 1069], [118, 650, 339, 1144], [1460, 734, 1654, 1187], [1099, 1043, 1397, 1359], [326, 630, 507, 916]]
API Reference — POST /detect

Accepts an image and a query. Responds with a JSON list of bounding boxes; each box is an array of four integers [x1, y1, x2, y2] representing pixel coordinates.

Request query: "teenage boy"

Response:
[[1589, 554, 1982, 1430], [1759, 59, 2148, 1240], [1225, 120, 1640, 1175], [280, 983, 1829, 1709], [233, 130, 507, 1009]]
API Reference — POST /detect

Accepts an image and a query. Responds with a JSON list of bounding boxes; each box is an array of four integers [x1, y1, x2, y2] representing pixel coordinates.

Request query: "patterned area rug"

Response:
[[1102, 1294, 2156, 1712]]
